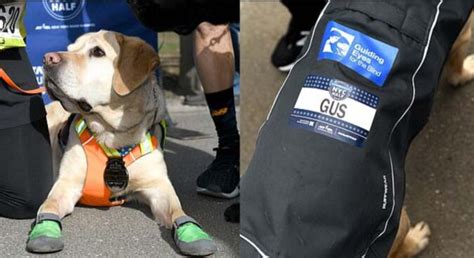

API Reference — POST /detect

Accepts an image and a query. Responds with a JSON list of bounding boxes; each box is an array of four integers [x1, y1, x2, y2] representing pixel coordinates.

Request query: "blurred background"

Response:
[[241, 2, 474, 257]]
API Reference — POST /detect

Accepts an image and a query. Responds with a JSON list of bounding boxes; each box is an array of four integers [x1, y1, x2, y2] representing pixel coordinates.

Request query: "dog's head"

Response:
[[43, 30, 160, 114]]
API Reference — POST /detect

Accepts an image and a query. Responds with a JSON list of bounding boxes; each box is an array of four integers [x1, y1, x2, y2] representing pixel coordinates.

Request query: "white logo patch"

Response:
[[42, 0, 85, 21], [328, 80, 352, 101], [322, 27, 355, 57]]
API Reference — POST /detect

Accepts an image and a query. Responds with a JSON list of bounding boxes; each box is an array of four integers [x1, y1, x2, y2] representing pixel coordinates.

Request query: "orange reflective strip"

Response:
[[124, 147, 140, 166], [0, 68, 46, 95], [78, 131, 93, 146], [123, 135, 159, 166], [151, 136, 158, 149]]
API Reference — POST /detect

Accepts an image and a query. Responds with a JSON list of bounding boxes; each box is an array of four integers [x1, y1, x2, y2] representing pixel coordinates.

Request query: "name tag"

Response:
[[318, 21, 399, 87], [289, 75, 379, 147], [0, 2, 26, 50]]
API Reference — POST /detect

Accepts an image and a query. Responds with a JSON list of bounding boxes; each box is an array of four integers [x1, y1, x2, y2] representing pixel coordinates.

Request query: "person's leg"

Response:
[[0, 47, 53, 219], [128, 0, 241, 198], [0, 119, 53, 219], [272, 0, 327, 71], [193, 22, 240, 198], [281, 0, 326, 30], [194, 23, 234, 94]]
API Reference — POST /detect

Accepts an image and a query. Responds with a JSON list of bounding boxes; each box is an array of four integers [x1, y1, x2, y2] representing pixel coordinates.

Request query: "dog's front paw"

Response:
[[26, 221, 64, 254], [463, 55, 474, 82], [448, 55, 474, 86], [173, 216, 217, 256], [407, 221, 431, 254]]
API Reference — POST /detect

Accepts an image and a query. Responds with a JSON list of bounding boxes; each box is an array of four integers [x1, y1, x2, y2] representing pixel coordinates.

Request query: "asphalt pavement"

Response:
[[0, 100, 239, 257], [241, 2, 474, 257]]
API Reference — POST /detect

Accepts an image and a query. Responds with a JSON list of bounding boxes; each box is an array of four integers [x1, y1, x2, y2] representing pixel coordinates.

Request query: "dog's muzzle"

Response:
[[45, 78, 93, 113]]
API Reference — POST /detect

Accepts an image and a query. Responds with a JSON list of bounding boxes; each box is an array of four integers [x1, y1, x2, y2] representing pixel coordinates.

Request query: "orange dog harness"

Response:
[[73, 116, 163, 206]]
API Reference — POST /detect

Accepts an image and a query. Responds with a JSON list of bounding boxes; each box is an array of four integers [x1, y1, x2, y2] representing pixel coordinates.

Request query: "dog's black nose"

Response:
[[43, 52, 62, 65]]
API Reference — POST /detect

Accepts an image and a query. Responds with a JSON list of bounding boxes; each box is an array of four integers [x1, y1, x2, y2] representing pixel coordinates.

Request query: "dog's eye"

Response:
[[90, 47, 105, 58]]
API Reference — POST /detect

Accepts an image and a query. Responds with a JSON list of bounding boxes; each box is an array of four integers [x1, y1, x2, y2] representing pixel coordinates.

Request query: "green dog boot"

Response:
[[26, 213, 64, 253], [173, 216, 217, 256]]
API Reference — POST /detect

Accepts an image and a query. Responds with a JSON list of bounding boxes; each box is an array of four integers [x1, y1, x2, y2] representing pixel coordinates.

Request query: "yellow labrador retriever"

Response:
[[388, 12, 474, 258], [25, 30, 217, 256]]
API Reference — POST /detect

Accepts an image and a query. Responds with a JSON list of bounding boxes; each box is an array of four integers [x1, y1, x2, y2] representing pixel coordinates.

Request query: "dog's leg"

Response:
[[389, 208, 431, 258], [131, 152, 217, 256], [445, 13, 473, 86], [460, 54, 474, 84], [392, 222, 431, 258], [388, 208, 411, 258], [138, 181, 217, 256], [138, 179, 186, 228], [38, 138, 87, 218], [401, 222, 431, 257], [26, 135, 87, 254], [131, 153, 186, 227], [37, 173, 85, 219]]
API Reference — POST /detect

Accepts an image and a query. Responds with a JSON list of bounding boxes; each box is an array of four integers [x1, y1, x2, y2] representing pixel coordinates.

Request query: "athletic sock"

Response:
[[205, 87, 239, 148]]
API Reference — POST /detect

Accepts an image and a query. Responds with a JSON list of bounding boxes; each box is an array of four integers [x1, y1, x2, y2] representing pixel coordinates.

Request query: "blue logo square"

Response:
[[318, 21, 399, 87]]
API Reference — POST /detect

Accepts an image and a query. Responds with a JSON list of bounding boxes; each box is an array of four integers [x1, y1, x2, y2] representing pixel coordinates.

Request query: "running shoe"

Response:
[[196, 146, 240, 199], [271, 23, 310, 72]]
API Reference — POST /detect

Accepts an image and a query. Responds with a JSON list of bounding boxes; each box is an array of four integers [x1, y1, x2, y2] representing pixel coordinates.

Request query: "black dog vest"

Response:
[[240, 1, 472, 257]]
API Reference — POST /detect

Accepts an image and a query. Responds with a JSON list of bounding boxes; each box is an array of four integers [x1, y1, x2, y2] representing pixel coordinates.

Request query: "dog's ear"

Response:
[[112, 34, 160, 96]]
